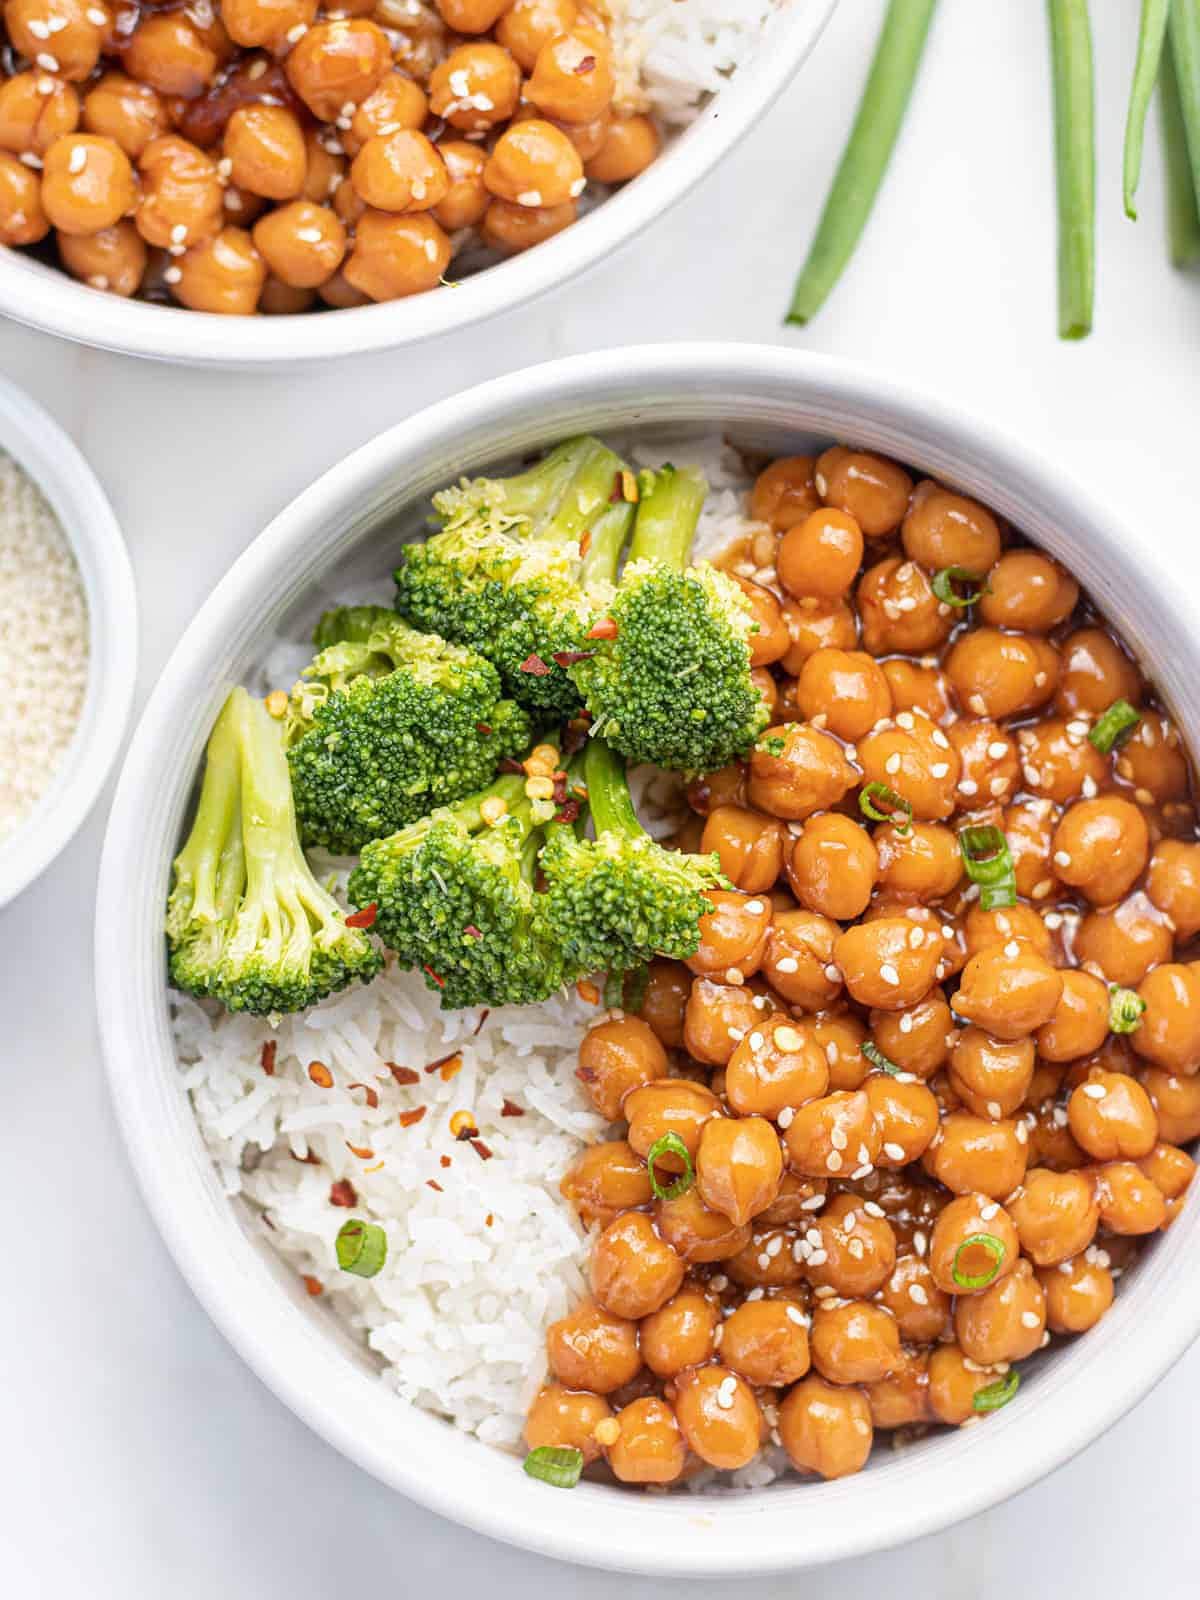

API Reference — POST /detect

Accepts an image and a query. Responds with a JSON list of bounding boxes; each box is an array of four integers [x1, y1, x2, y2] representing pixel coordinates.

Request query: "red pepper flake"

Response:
[[585, 617, 618, 640], [473, 1008, 490, 1036], [576, 979, 601, 1005], [462, 924, 482, 940], [290, 1149, 321, 1165], [348, 1081, 380, 1109], [302, 1275, 323, 1297], [519, 653, 551, 677], [260, 1040, 277, 1076], [608, 471, 623, 502], [486, 1212, 494, 1226], [475, 721, 493, 735], [329, 1179, 358, 1208], [579, 528, 592, 559], [551, 649, 595, 668], [426, 1179, 444, 1192], [308, 1060, 334, 1088], [388, 1062, 420, 1086], [576, 1063, 598, 1082], [424, 1050, 463, 1081], [498, 756, 525, 773], [555, 799, 581, 825], [552, 772, 569, 803], [573, 53, 596, 73], [346, 1142, 375, 1159], [345, 902, 377, 929], [470, 1137, 494, 1161], [439, 1154, 452, 1168], [423, 963, 446, 989], [562, 721, 588, 756], [501, 1098, 525, 1118], [399, 1106, 427, 1128]]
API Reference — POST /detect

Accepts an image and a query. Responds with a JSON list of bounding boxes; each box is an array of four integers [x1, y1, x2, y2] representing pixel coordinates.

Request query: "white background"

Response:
[[2, 1, 1199, 1594]]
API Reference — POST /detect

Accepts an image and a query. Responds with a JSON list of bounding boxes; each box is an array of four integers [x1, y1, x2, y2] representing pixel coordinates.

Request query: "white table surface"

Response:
[[2, 1, 1199, 1594]]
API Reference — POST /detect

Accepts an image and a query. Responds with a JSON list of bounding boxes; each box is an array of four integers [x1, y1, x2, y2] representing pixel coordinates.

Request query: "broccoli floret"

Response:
[[166, 687, 382, 1015], [568, 464, 771, 773], [393, 436, 635, 718], [538, 736, 728, 976], [348, 772, 571, 1009], [284, 606, 532, 854]]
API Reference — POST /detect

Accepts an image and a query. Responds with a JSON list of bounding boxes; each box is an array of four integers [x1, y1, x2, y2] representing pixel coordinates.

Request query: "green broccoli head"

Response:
[[166, 687, 381, 1016], [348, 775, 568, 1008], [284, 605, 532, 853]]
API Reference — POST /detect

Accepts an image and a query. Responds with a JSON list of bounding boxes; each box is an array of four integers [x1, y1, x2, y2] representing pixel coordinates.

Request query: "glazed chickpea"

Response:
[[725, 576, 788, 668], [1116, 713, 1189, 804], [339, 73, 427, 160], [1092, 1160, 1167, 1234], [758, 1171, 827, 1225], [807, 1190, 897, 1297], [927, 1345, 1005, 1424], [1146, 839, 1200, 939], [1067, 1070, 1157, 1161], [928, 1192, 1019, 1293], [123, 13, 216, 98], [946, 629, 1059, 721], [811, 1012, 870, 1091], [56, 219, 145, 295], [1051, 796, 1148, 907], [638, 1285, 717, 1376], [223, 105, 306, 202], [429, 41, 522, 134], [810, 1299, 899, 1385], [0, 72, 79, 158], [1038, 1254, 1114, 1334], [420, 140, 488, 232], [776, 506, 863, 599], [719, 1297, 810, 1386], [525, 1382, 611, 1463], [560, 1139, 653, 1227], [4, 0, 102, 81], [1036, 969, 1111, 1062], [948, 1029, 1034, 1121], [285, 19, 391, 122], [779, 595, 859, 669], [696, 1115, 782, 1227], [1139, 1141, 1196, 1203], [316, 270, 370, 308], [1017, 718, 1107, 805], [682, 978, 766, 1066], [136, 134, 222, 250], [834, 916, 943, 1011], [606, 1396, 686, 1485], [41, 133, 134, 234], [874, 821, 961, 899], [948, 718, 1021, 808], [880, 1255, 953, 1343], [784, 1088, 881, 1180], [1054, 627, 1142, 718], [795, 648, 891, 743], [761, 909, 842, 1009], [525, 25, 613, 125], [343, 210, 451, 301], [671, 1364, 762, 1470], [869, 990, 954, 1079], [576, 1015, 667, 1121], [725, 1015, 828, 1119], [81, 72, 166, 161], [625, 1078, 720, 1170], [779, 1375, 873, 1479], [495, 0, 576, 71], [578, 108, 658, 181], [686, 889, 773, 981], [954, 940, 1063, 1039], [979, 550, 1078, 632], [858, 715, 960, 822], [480, 195, 577, 251], [1140, 1064, 1200, 1143], [857, 557, 954, 655], [1004, 799, 1058, 899], [883, 659, 953, 723], [482, 119, 583, 209], [222, 185, 267, 227], [700, 805, 785, 895], [901, 480, 1002, 573], [955, 1257, 1046, 1365], [350, 128, 447, 214], [591, 1211, 684, 1320], [302, 130, 344, 205], [436, 0, 512, 31], [546, 1298, 641, 1393], [1074, 894, 1172, 988], [0, 151, 49, 244], [865, 1074, 940, 1166], [169, 224, 265, 314], [816, 446, 911, 537], [655, 1185, 751, 1263], [866, 1347, 933, 1429], [747, 723, 856, 822], [251, 200, 345, 288], [788, 812, 877, 921], [1133, 964, 1200, 1073], [748, 456, 819, 531], [1007, 1167, 1098, 1265], [220, 0, 316, 49], [925, 1114, 1028, 1199]]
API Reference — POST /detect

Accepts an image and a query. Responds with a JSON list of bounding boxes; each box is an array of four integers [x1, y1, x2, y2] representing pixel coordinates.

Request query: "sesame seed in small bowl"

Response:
[[0, 376, 136, 908]]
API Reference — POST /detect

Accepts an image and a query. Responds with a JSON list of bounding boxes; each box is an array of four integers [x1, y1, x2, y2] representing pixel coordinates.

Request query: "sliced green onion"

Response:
[[952, 1232, 1006, 1290], [1169, 0, 1200, 245], [335, 1218, 388, 1278], [860, 782, 913, 833], [603, 969, 625, 1009], [1109, 984, 1147, 1034], [646, 1131, 695, 1202], [931, 566, 987, 608], [958, 826, 1016, 911], [785, 0, 940, 325], [523, 1446, 584, 1488], [624, 964, 651, 1014], [1123, 0, 1170, 219], [1047, 0, 1096, 340], [1161, 30, 1200, 268], [862, 1040, 900, 1076], [1088, 698, 1140, 755], [972, 1369, 1021, 1413]]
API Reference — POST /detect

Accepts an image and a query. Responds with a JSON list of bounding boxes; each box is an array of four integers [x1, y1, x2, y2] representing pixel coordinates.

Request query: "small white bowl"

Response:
[[0, 2, 836, 369], [96, 345, 1200, 1573], [0, 378, 137, 908]]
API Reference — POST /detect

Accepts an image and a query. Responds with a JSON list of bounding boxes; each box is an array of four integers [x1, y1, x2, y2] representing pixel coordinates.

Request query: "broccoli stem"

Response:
[[171, 695, 245, 926], [583, 737, 646, 842], [626, 465, 708, 571], [538, 440, 628, 547], [579, 498, 636, 588]]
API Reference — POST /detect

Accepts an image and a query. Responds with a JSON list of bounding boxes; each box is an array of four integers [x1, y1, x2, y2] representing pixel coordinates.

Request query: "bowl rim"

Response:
[[0, 0, 837, 368], [96, 343, 1200, 1573], [0, 377, 137, 908]]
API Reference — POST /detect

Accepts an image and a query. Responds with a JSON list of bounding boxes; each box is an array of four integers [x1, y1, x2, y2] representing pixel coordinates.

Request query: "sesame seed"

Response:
[[1015, 1121, 1028, 1144], [1021, 1310, 1041, 1329], [711, 1274, 728, 1291], [1134, 786, 1154, 806], [766, 1234, 784, 1257], [830, 1125, 848, 1151], [297, 227, 322, 243], [756, 1253, 771, 1270], [801, 1192, 826, 1211], [930, 762, 950, 779], [35, 76, 55, 95], [35, 52, 59, 71], [776, 956, 799, 973], [986, 1100, 1002, 1119], [785, 1305, 805, 1325], [87, 3, 107, 19], [286, 20, 307, 38], [723, 966, 744, 986], [823, 963, 841, 982], [1003, 940, 1020, 958], [744, 899, 765, 916], [826, 1150, 843, 1172], [959, 778, 979, 796], [847, 1237, 865, 1259], [880, 963, 900, 986], [896, 712, 915, 730], [883, 1142, 905, 1162], [908, 1283, 929, 1305], [850, 1163, 874, 1179], [162, 265, 182, 284], [908, 926, 924, 949], [67, 144, 86, 174], [1082, 1082, 1106, 1099], [932, 728, 951, 750], [774, 1025, 802, 1052], [777, 1107, 794, 1129], [170, 222, 188, 243], [898, 1013, 913, 1034], [863, 1200, 885, 1218], [885, 753, 901, 775], [715, 1388, 735, 1411], [247, 58, 267, 79], [27, 17, 50, 36]]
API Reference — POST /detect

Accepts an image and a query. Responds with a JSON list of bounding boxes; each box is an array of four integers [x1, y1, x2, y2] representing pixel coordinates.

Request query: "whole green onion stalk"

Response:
[[1046, 0, 1095, 340]]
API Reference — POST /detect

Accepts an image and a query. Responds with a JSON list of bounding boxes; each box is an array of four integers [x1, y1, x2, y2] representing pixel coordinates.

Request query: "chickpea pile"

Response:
[[0, 0, 659, 313], [524, 444, 1200, 1490]]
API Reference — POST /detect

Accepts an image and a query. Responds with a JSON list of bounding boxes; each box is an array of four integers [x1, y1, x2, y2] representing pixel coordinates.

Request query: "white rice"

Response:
[[176, 432, 761, 1456], [604, 0, 787, 124]]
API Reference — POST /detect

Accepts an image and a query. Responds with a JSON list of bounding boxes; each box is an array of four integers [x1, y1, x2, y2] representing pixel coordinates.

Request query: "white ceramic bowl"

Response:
[[0, 378, 137, 907], [96, 344, 1200, 1573], [0, 2, 835, 369]]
